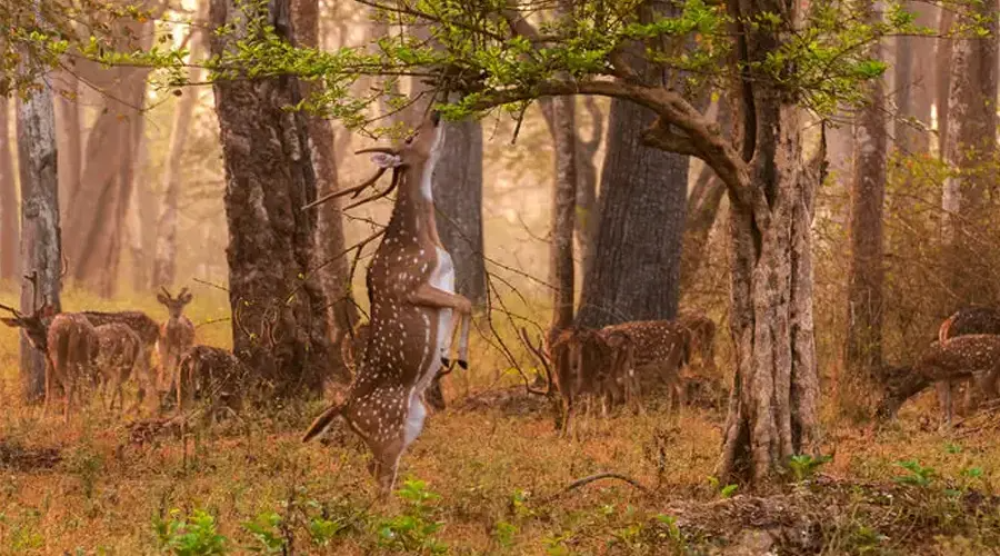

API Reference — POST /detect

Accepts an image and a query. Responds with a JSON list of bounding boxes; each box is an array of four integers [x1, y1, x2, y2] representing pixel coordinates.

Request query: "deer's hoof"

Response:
[[458, 360, 468, 370]]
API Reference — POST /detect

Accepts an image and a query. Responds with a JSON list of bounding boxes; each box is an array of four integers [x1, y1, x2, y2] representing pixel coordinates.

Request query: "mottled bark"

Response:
[[16, 68, 63, 402], [550, 95, 578, 336], [575, 97, 687, 328], [153, 0, 208, 289], [63, 15, 157, 296], [211, 0, 334, 395], [292, 0, 355, 385], [941, 0, 998, 304], [433, 119, 486, 307], [718, 0, 820, 485], [575, 97, 603, 280], [843, 1, 888, 410], [0, 98, 19, 280], [53, 71, 81, 220]]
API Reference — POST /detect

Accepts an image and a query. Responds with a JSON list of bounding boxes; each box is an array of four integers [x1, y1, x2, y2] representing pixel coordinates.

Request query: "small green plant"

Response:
[[494, 520, 518, 548], [894, 459, 937, 487], [308, 515, 347, 547], [242, 511, 285, 554], [653, 514, 686, 550], [788, 454, 833, 482], [375, 479, 447, 554], [707, 476, 738, 498], [154, 508, 228, 556]]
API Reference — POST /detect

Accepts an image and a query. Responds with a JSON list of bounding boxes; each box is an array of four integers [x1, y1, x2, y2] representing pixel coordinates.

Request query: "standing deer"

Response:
[[599, 320, 689, 415], [157, 287, 196, 394], [93, 323, 143, 411], [549, 327, 613, 437], [79, 310, 160, 407], [302, 112, 473, 494], [176, 345, 248, 422], [936, 307, 1000, 425], [877, 335, 1000, 420]]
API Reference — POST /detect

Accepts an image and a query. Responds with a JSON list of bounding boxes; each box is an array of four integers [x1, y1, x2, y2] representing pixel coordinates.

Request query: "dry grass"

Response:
[[2, 290, 1000, 554]]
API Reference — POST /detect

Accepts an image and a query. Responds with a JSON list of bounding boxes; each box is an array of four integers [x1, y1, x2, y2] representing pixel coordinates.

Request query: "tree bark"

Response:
[[718, 0, 820, 485], [210, 0, 334, 395], [550, 95, 578, 336], [291, 0, 355, 385], [575, 97, 688, 328], [0, 98, 19, 280], [152, 0, 209, 290], [936, 9, 955, 157], [53, 71, 81, 221], [433, 118, 486, 307], [941, 0, 999, 305], [895, 4, 937, 155], [16, 68, 63, 402], [842, 0, 888, 411], [575, 97, 603, 281]]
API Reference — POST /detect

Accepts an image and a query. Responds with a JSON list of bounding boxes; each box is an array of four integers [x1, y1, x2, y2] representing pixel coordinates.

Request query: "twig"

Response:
[[193, 277, 230, 293], [542, 472, 651, 503]]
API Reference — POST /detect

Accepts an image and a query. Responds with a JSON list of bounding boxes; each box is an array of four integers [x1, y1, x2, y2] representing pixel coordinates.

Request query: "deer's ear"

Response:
[[180, 293, 193, 305], [371, 153, 402, 169], [157, 294, 169, 305], [1, 317, 21, 328]]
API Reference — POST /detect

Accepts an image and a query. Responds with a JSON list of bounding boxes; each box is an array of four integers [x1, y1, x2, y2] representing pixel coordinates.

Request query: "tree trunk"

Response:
[[550, 95, 578, 336], [941, 0, 999, 305], [291, 0, 355, 385], [718, 0, 820, 484], [575, 98, 687, 328], [128, 140, 156, 292], [936, 9, 955, 157], [210, 0, 334, 396], [53, 71, 81, 221], [575, 97, 603, 281], [0, 98, 19, 280], [62, 19, 155, 296], [16, 71, 63, 402], [152, 0, 209, 290], [895, 4, 937, 155], [842, 1, 888, 413]]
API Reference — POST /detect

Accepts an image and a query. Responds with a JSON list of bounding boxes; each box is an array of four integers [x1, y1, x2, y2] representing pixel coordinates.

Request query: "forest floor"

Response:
[[2, 292, 1000, 555]]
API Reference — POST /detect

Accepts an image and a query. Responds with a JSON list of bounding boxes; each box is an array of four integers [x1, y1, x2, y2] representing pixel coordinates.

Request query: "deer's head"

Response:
[[1, 303, 58, 351], [158, 287, 193, 319]]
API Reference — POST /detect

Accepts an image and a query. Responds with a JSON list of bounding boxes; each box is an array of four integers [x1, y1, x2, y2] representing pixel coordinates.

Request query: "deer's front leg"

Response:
[[408, 284, 472, 366]]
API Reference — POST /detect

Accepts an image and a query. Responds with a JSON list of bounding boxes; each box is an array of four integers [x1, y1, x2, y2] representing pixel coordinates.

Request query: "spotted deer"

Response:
[[157, 287, 196, 393], [341, 322, 371, 375], [549, 327, 613, 437], [599, 320, 689, 415], [79, 310, 160, 406], [302, 112, 474, 494], [677, 312, 716, 373], [176, 345, 248, 422], [877, 335, 1000, 420], [93, 323, 143, 412], [936, 307, 1000, 425]]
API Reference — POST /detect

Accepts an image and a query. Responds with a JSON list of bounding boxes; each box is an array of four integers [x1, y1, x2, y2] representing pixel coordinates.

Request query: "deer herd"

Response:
[[4, 111, 1000, 495]]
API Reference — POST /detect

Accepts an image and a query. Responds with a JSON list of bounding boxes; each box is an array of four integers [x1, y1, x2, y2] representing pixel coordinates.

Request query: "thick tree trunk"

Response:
[[128, 141, 156, 292], [575, 98, 687, 328], [941, 0, 999, 305], [0, 98, 19, 280], [843, 2, 888, 412], [63, 18, 155, 296], [53, 71, 81, 220], [292, 0, 355, 385], [575, 97, 603, 281], [210, 0, 334, 395], [16, 72, 63, 402], [936, 10, 955, 157], [433, 119, 486, 307], [895, 5, 937, 155], [153, 0, 208, 290]]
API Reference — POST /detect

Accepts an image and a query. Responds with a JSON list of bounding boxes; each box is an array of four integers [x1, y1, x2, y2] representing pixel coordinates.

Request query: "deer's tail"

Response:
[[939, 313, 958, 345], [302, 403, 343, 443]]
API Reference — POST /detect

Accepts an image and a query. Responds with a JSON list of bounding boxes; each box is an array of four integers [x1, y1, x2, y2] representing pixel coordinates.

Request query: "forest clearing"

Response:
[[5, 0, 1000, 553]]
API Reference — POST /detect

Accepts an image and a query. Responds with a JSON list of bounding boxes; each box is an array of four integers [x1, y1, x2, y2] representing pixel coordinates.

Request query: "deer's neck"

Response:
[[385, 162, 442, 247]]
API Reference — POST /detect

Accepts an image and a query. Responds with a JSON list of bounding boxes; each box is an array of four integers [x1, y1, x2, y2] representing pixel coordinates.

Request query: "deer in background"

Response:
[[677, 312, 717, 373], [549, 327, 613, 437], [79, 309, 160, 407], [157, 287, 196, 394], [936, 307, 1000, 425], [302, 112, 474, 494], [599, 320, 690, 416], [93, 323, 142, 412], [176, 345, 248, 423]]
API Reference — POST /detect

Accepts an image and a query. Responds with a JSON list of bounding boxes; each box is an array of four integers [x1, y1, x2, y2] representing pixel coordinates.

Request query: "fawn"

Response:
[[157, 287, 196, 395], [176, 345, 248, 423], [93, 323, 143, 412]]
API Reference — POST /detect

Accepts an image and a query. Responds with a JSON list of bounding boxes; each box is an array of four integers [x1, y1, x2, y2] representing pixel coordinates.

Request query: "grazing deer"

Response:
[[936, 307, 1000, 425], [877, 335, 1000, 420], [549, 327, 612, 437], [157, 287, 196, 393], [599, 320, 689, 415], [302, 112, 474, 494], [93, 323, 143, 412], [79, 310, 160, 406], [603, 328, 642, 413], [176, 345, 248, 422]]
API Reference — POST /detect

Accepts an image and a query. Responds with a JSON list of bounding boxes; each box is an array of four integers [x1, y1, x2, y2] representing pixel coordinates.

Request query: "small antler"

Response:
[[160, 286, 174, 300], [178, 287, 190, 299], [0, 301, 20, 317]]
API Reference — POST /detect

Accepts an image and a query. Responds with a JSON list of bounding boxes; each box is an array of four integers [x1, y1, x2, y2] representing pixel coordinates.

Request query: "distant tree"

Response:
[[574, 97, 604, 280], [210, 0, 334, 395], [0, 97, 18, 280]]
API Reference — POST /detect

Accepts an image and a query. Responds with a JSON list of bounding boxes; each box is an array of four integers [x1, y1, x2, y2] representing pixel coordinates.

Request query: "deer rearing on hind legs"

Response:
[[301, 112, 473, 494]]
